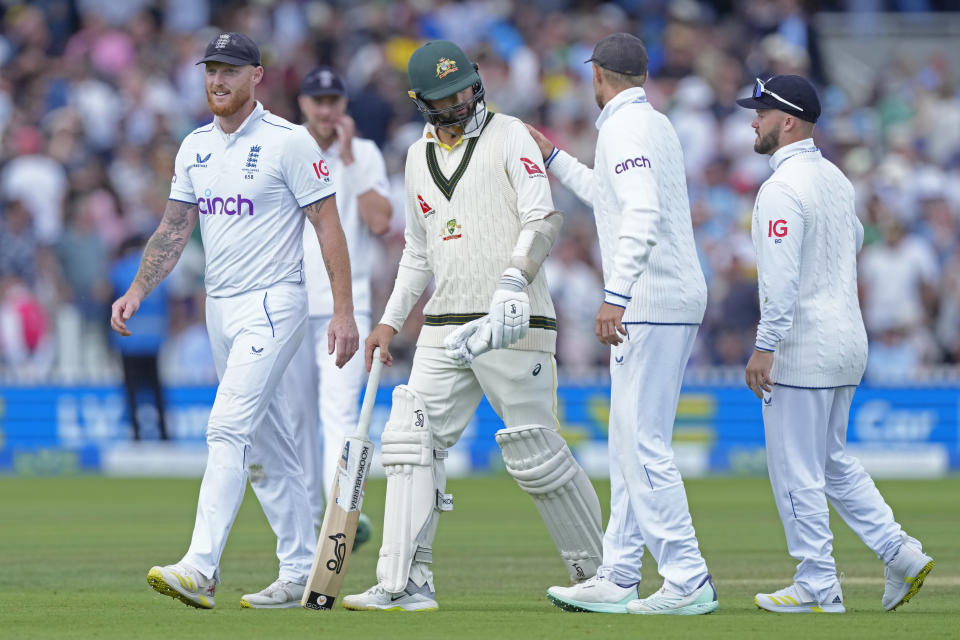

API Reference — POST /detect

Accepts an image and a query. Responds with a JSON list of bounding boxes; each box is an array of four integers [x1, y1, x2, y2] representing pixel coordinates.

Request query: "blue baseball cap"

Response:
[[736, 75, 821, 123], [197, 32, 261, 67], [300, 66, 347, 97]]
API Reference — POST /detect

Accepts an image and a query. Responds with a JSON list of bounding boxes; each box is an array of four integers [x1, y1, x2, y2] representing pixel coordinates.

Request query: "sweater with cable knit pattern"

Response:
[[546, 87, 707, 325]]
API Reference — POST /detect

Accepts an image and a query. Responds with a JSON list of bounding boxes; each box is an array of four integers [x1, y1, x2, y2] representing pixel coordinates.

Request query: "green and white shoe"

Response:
[[627, 574, 719, 615], [353, 513, 372, 551], [547, 574, 637, 613]]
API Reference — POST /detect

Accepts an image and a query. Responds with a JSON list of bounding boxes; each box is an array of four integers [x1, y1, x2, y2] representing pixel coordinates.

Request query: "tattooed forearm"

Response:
[[305, 195, 354, 313], [132, 200, 198, 297]]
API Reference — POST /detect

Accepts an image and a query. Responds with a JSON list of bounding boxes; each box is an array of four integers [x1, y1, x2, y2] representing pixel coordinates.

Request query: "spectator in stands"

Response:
[[859, 217, 939, 337], [109, 235, 169, 440]]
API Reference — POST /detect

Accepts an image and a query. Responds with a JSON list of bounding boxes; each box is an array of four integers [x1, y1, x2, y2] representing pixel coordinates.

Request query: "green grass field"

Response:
[[0, 475, 956, 639]]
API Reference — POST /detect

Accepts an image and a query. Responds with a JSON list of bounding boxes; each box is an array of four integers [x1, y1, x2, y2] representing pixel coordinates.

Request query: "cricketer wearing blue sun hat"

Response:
[[736, 74, 821, 123]]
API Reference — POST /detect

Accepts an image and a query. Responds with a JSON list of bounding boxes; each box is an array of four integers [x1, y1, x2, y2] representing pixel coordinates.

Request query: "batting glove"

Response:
[[489, 267, 530, 349], [444, 317, 492, 368]]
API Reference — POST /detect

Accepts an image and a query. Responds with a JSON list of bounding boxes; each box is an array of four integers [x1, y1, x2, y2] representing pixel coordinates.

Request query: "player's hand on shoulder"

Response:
[[110, 289, 143, 337], [524, 123, 555, 161], [364, 324, 396, 371], [328, 312, 360, 368]]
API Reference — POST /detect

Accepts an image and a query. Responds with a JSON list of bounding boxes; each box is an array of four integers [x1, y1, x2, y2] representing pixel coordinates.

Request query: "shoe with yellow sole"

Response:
[[147, 563, 216, 609]]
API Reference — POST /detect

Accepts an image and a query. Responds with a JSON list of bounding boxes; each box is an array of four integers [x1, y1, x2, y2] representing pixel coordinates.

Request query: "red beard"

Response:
[[206, 85, 250, 117]]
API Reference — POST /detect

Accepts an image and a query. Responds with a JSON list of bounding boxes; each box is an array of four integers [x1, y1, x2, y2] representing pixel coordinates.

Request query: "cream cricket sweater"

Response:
[[752, 139, 868, 387], [546, 87, 707, 324], [381, 111, 558, 353]]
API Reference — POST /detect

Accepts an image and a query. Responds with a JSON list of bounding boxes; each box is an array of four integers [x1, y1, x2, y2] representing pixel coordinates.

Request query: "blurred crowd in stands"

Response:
[[1, 0, 958, 382]]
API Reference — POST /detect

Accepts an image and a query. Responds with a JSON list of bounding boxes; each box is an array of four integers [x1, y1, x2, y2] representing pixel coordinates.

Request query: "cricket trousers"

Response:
[[284, 313, 372, 529], [181, 282, 315, 584], [762, 384, 914, 602], [397, 346, 558, 587], [603, 323, 710, 595]]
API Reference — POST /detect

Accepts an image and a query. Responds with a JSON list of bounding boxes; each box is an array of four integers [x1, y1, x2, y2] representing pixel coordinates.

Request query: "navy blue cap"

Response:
[[586, 32, 648, 76], [300, 66, 347, 97], [736, 75, 821, 123], [196, 32, 261, 67]]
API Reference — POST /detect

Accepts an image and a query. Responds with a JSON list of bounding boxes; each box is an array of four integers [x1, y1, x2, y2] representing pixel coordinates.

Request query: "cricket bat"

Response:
[[302, 347, 384, 610]]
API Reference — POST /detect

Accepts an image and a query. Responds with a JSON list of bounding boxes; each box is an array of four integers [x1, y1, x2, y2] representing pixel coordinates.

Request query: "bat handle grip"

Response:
[[357, 347, 383, 440]]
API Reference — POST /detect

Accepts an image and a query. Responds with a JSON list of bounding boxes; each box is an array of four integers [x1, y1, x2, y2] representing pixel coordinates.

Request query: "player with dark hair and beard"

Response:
[[342, 40, 604, 612], [738, 74, 934, 614]]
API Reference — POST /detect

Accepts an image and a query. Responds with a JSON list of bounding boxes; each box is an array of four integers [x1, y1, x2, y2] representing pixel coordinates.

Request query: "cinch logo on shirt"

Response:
[[768, 219, 788, 242], [614, 156, 652, 174], [198, 188, 254, 216]]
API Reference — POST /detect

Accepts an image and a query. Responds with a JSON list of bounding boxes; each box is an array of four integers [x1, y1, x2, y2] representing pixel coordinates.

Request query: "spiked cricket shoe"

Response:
[[883, 541, 934, 611], [627, 574, 718, 615], [342, 579, 438, 612], [147, 563, 216, 609], [240, 578, 306, 608], [755, 582, 844, 613], [547, 574, 636, 613]]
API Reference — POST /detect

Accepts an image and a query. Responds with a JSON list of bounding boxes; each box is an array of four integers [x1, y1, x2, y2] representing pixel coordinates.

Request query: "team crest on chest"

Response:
[[243, 145, 261, 179], [417, 194, 435, 217], [442, 218, 462, 241], [436, 57, 458, 79]]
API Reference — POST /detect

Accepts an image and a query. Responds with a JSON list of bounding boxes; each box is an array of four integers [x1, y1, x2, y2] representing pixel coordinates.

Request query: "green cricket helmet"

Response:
[[407, 40, 486, 133]]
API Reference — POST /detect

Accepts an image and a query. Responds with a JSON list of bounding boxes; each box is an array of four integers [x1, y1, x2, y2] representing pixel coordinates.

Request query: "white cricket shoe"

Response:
[[627, 574, 718, 615], [147, 563, 216, 609], [883, 540, 934, 611], [546, 573, 637, 613], [342, 579, 438, 612], [754, 581, 844, 613], [240, 578, 306, 609]]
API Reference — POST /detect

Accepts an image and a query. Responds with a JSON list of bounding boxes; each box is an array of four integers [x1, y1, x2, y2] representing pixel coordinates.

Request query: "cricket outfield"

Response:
[[1, 475, 956, 639]]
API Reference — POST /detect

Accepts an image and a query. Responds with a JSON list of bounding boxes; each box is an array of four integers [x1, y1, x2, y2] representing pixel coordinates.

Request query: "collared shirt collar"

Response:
[[214, 101, 264, 137], [596, 86, 648, 130], [769, 137, 819, 171], [421, 102, 489, 149]]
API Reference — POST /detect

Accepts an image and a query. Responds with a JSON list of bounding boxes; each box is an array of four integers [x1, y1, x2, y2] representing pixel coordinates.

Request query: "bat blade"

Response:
[[301, 435, 373, 610], [302, 348, 382, 611]]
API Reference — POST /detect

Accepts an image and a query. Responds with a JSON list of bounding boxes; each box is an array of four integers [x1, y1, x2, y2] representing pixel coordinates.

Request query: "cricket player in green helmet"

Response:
[[343, 40, 603, 611]]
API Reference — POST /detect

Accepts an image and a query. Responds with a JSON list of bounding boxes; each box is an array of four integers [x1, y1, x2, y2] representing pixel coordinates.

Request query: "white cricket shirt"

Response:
[[301, 135, 389, 315], [547, 87, 707, 324], [170, 102, 335, 298], [751, 138, 868, 387]]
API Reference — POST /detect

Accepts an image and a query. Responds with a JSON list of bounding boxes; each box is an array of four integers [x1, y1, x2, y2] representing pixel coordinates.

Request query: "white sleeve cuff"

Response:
[[546, 149, 576, 178], [603, 277, 635, 304], [754, 332, 779, 353], [544, 146, 560, 169]]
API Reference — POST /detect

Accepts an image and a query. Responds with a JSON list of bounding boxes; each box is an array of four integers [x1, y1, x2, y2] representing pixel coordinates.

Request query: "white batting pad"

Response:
[[496, 424, 603, 583], [376, 385, 450, 592]]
